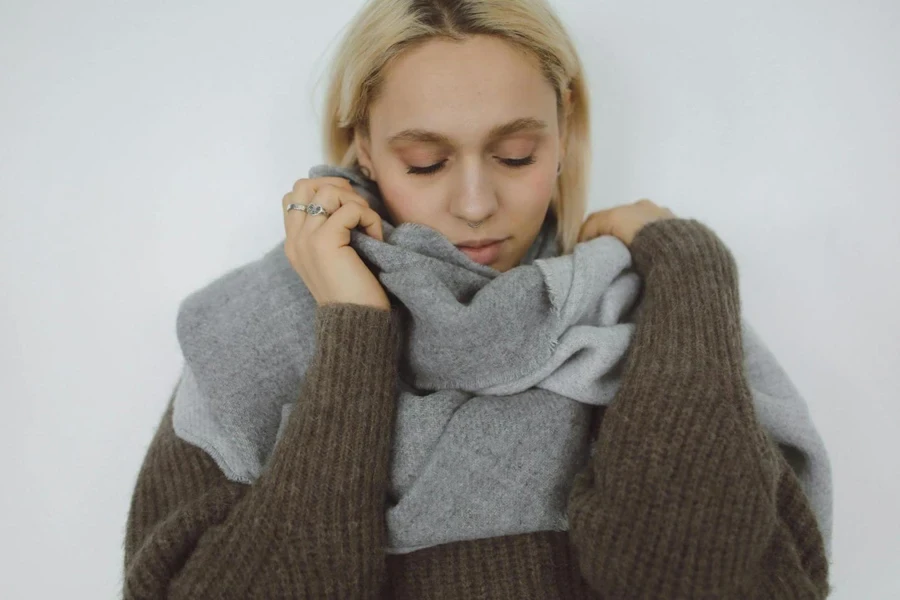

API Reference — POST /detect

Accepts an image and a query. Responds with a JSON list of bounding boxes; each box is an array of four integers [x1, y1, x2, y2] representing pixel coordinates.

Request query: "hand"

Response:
[[578, 199, 676, 247], [282, 176, 390, 311]]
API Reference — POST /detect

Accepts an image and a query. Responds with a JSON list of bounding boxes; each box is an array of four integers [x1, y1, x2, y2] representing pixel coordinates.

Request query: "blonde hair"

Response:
[[322, 0, 590, 255]]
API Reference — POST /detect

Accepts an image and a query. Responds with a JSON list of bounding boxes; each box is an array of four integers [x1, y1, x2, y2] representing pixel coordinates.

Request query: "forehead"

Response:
[[370, 35, 559, 143]]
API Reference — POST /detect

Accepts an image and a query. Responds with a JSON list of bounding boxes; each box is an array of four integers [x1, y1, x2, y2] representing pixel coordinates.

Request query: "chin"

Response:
[[492, 256, 514, 273]]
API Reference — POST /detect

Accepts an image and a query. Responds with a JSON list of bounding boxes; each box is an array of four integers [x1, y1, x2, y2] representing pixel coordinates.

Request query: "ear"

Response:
[[353, 130, 377, 181]]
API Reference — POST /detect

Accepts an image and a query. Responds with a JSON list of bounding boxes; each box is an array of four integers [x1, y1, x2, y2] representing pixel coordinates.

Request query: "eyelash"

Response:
[[407, 155, 536, 176]]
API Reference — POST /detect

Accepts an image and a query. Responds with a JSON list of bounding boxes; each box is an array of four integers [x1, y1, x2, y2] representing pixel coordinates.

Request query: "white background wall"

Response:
[[2, 0, 897, 597]]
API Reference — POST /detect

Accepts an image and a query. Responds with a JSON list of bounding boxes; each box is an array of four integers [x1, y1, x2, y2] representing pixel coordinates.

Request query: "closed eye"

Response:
[[498, 155, 536, 168], [406, 155, 537, 176], [407, 160, 447, 175]]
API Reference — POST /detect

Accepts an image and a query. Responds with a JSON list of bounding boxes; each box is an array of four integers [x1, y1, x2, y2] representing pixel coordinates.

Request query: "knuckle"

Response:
[[338, 202, 360, 217], [312, 184, 333, 199], [317, 185, 342, 204]]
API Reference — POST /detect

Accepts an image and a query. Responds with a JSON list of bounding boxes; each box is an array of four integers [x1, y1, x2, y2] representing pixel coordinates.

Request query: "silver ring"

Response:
[[305, 203, 331, 218], [286, 203, 307, 213]]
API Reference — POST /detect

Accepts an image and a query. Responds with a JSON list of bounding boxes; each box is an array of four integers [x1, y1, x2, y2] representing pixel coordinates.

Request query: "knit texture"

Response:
[[123, 219, 830, 599]]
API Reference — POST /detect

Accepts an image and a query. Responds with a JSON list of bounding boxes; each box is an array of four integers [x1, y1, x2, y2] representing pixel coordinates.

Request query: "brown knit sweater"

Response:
[[122, 219, 830, 599]]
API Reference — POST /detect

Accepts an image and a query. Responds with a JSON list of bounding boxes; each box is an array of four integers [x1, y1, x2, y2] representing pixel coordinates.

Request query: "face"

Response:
[[355, 34, 566, 273]]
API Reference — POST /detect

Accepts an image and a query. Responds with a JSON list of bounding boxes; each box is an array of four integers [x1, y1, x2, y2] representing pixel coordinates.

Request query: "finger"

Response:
[[283, 191, 309, 234], [284, 177, 375, 247], [294, 176, 353, 194], [319, 203, 384, 243], [307, 182, 370, 213], [577, 215, 594, 240], [300, 185, 373, 240], [283, 177, 357, 223], [579, 209, 612, 241]]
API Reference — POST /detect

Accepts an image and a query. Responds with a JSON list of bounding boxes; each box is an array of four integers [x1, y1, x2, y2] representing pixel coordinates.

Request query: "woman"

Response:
[[123, 0, 830, 597]]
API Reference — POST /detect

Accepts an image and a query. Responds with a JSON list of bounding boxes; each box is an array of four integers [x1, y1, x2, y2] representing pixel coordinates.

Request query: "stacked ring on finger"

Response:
[[305, 203, 331, 217], [285, 203, 332, 217]]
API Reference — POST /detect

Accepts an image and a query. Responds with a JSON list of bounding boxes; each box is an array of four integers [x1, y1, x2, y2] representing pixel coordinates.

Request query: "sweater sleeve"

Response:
[[566, 219, 831, 599], [123, 303, 403, 600]]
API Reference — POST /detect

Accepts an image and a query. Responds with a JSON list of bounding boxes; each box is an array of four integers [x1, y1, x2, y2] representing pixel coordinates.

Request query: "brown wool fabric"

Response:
[[123, 219, 830, 599]]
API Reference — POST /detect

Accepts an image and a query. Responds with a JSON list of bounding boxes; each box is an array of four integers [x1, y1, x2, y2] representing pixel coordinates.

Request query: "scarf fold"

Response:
[[171, 164, 833, 556]]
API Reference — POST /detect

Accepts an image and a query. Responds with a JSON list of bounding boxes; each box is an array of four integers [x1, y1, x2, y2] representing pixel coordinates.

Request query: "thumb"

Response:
[[579, 209, 615, 242]]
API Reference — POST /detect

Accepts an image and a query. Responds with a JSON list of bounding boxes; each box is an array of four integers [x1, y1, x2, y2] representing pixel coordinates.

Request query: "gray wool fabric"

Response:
[[171, 164, 833, 557]]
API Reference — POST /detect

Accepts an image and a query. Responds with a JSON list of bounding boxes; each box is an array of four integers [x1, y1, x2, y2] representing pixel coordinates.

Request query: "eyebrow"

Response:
[[386, 117, 549, 147]]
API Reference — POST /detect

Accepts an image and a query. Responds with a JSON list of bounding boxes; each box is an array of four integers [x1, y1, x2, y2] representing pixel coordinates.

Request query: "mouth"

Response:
[[455, 238, 508, 265]]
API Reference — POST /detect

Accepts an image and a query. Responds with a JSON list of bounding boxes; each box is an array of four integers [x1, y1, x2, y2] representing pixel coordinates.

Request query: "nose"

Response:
[[449, 159, 498, 224]]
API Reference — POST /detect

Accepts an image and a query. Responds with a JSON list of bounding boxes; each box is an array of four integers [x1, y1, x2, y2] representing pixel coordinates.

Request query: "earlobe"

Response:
[[353, 132, 376, 181]]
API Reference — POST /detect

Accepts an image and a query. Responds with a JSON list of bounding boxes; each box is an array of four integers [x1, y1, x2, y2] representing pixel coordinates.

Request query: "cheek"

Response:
[[531, 168, 557, 198], [507, 168, 556, 214], [371, 176, 430, 224]]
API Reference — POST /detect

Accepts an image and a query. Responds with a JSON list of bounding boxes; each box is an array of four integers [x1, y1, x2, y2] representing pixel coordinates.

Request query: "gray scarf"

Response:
[[171, 164, 833, 557]]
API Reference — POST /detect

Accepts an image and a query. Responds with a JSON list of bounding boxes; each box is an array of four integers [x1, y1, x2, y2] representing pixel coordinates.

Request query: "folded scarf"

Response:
[[171, 164, 833, 557]]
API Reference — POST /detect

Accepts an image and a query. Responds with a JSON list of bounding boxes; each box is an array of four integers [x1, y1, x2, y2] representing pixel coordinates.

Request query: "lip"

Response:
[[455, 237, 507, 248], [455, 238, 507, 265]]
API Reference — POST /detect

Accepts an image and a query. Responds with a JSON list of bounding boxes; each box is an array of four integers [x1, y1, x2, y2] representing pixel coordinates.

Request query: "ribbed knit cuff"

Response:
[[260, 301, 402, 512], [316, 303, 400, 350], [566, 217, 786, 594], [276, 300, 403, 456], [631, 218, 738, 281], [254, 303, 402, 596], [629, 217, 744, 378], [312, 302, 403, 379]]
